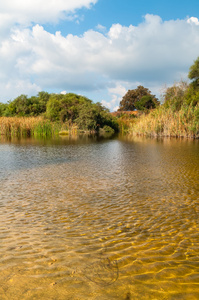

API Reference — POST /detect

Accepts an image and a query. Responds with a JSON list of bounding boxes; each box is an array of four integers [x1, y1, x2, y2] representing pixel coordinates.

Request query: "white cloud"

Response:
[[108, 84, 127, 97], [1, 14, 199, 110], [187, 17, 199, 25], [101, 100, 111, 109], [1, 79, 41, 101], [96, 24, 107, 32], [103, 84, 127, 111], [0, 0, 98, 26]]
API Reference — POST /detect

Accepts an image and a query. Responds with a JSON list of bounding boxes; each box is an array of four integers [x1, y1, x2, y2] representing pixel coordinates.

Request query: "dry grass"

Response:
[[0, 117, 80, 138], [131, 105, 199, 138], [0, 117, 56, 137]]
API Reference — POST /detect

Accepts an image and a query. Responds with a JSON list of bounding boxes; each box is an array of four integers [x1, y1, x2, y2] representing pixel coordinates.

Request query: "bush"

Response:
[[102, 125, 115, 134]]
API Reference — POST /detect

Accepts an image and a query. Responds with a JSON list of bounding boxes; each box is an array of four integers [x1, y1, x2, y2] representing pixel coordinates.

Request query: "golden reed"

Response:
[[130, 106, 199, 138], [0, 117, 54, 137]]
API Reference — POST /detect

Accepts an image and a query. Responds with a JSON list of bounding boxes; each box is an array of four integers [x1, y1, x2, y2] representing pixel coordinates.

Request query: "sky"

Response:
[[0, 0, 199, 111]]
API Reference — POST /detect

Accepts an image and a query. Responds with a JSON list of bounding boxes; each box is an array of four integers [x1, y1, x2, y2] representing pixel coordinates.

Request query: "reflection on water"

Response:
[[0, 134, 199, 299]]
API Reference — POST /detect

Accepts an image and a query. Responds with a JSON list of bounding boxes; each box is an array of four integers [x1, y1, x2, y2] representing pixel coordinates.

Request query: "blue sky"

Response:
[[0, 0, 199, 110], [44, 0, 199, 35]]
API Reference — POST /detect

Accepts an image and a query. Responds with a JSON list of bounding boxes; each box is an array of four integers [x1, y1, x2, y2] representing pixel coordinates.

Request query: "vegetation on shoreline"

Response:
[[0, 117, 60, 137], [116, 58, 199, 138], [0, 57, 198, 139], [0, 93, 118, 137], [129, 104, 199, 138]]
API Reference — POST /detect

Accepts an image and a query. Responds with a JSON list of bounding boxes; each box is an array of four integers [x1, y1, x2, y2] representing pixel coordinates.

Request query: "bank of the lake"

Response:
[[2, 102, 199, 140], [117, 105, 199, 139], [0, 116, 117, 138]]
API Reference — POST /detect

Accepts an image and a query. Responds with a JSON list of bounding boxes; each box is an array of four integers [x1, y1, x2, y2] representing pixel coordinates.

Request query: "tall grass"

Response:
[[0, 117, 61, 137], [117, 113, 139, 133], [0, 117, 82, 138], [130, 105, 199, 138]]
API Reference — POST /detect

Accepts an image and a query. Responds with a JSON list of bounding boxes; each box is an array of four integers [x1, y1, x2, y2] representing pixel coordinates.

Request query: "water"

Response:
[[0, 135, 198, 300]]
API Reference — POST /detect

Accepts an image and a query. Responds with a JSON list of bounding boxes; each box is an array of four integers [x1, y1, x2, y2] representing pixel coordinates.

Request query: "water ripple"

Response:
[[0, 136, 199, 299]]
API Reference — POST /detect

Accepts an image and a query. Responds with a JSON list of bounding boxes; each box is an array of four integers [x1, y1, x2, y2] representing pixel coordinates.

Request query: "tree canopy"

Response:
[[118, 85, 159, 111], [188, 56, 199, 88], [162, 81, 188, 111], [0, 92, 118, 132]]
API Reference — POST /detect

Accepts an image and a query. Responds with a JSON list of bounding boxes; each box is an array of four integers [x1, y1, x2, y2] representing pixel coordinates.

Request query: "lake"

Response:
[[0, 134, 199, 299]]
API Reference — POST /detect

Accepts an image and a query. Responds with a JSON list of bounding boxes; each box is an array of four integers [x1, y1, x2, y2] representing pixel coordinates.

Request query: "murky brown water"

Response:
[[0, 135, 199, 300]]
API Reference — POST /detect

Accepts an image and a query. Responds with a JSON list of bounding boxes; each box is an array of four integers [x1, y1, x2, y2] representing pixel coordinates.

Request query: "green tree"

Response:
[[37, 91, 50, 114], [75, 101, 118, 132], [45, 94, 62, 121], [119, 85, 159, 111], [0, 102, 8, 116], [1, 92, 50, 117], [188, 56, 199, 87], [3, 96, 28, 116], [135, 95, 158, 111], [163, 81, 188, 111], [59, 93, 91, 123], [6, 94, 31, 116], [184, 85, 199, 107], [75, 102, 100, 131]]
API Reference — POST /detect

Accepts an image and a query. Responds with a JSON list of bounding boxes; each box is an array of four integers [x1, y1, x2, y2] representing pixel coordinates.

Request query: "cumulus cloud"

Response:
[[1, 13, 199, 110], [103, 84, 127, 111], [0, 0, 97, 26], [187, 17, 199, 25]]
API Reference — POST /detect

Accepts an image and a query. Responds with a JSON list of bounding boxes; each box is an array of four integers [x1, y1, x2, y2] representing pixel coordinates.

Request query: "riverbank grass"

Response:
[[130, 105, 199, 138], [0, 117, 61, 137]]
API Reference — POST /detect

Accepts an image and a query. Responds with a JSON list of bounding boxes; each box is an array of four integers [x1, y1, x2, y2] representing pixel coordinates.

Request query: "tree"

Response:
[[4, 95, 30, 116], [37, 91, 50, 114], [135, 95, 157, 111], [0, 102, 8, 116], [188, 56, 199, 87], [119, 85, 159, 111], [75, 102, 99, 131], [46, 94, 62, 121], [163, 81, 188, 111]]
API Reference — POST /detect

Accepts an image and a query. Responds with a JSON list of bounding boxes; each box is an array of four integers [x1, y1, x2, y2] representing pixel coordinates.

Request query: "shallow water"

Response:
[[0, 135, 199, 299]]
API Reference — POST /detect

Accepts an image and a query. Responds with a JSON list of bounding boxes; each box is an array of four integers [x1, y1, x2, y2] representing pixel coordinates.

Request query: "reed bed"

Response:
[[130, 105, 199, 138], [59, 121, 78, 135], [0, 117, 61, 137], [117, 114, 139, 133], [0, 117, 81, 138]]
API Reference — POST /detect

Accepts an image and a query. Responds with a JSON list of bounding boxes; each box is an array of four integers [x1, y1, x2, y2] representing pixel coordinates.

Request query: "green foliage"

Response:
[[0, 102, 8, 116], [75, 102, 118, 132], [119, 85, 159, 111], [75, 103, 99, 131], [2, 92, 50, 117], [100, 125, 115, 137], [116, 57, 199, 137], [184, 85, 199, 107], [162, 80, 199, 112], [46, 94, 62, 121], [46, 93, 92, 124], [163, 81, 188, 111], [134, 95, 157, 111], [1, 91, 118, 133], [33, 120, 53, 137], [102, 125, 114, 133], [188, 56, 199, 87], [37, 91, 50, 113]]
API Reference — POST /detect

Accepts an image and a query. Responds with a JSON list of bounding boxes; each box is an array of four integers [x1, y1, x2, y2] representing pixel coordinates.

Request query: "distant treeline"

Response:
[[0, 92, 118, 133], [1, 57, 199, 138]]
